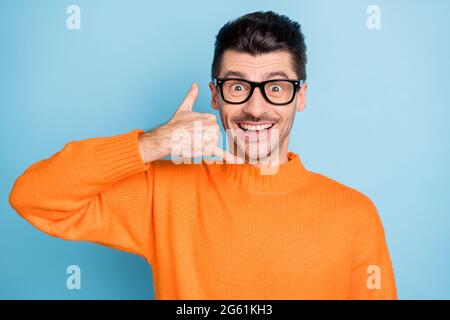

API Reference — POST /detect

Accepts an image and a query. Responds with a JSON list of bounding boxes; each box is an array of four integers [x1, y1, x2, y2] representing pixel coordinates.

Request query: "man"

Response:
[[9, 11, 397, 299]]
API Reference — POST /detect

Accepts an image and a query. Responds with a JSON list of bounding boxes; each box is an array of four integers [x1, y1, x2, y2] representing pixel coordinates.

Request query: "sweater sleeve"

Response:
[[8, 129, 155, 263], [348, 198, 398, 300]]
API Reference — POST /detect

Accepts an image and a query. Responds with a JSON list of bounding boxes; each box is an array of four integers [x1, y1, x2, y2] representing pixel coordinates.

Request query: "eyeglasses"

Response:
[[214, 77, 303, 106]]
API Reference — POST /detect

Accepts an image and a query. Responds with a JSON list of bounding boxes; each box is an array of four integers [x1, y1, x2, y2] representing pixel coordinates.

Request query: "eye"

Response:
[[231, 84, 244, 91], [269, 85, 283, 92]]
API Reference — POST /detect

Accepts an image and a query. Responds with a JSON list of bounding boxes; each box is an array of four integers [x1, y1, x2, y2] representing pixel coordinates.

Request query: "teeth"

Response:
[[239, 123, 273, 131]]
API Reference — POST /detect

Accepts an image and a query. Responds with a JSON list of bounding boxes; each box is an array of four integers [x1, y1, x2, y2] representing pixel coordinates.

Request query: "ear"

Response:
[[209, 81, 220, 110], [295, 82, 308, 112]]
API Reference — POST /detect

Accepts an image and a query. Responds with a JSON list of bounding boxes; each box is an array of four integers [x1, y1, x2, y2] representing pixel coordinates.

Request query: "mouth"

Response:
[[234, 121, 276, 140]]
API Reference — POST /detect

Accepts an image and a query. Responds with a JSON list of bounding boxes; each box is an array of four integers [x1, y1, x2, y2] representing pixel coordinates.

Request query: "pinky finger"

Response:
[[213, 146, 244, 164]]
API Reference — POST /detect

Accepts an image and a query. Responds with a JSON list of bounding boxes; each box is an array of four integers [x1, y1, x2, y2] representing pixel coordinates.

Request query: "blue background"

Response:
[[1, 0, 449, 299]]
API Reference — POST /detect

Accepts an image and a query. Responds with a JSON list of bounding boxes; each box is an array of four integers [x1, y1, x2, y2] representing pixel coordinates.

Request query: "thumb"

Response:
[[175, 83, 198, 114]]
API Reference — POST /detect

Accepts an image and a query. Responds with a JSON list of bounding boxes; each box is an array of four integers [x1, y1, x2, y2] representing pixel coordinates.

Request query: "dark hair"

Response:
[[211, 11, 307, 81]]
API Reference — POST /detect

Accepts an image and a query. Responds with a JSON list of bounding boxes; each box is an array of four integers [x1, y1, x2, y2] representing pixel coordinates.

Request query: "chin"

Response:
[[234, 142, 279, 163]]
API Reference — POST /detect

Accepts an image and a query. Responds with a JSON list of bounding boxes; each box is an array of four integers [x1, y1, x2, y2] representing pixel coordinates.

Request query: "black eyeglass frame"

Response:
[[214, 77, 304, 106]]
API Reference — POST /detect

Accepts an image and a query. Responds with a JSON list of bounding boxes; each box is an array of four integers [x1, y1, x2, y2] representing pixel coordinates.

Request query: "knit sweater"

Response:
[[9, 128, 397, 300]]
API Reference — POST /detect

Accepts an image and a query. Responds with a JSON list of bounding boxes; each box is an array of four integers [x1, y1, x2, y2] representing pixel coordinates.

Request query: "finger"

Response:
[[204, 113, 217, 121], [175, 83, 198, 114], [201, 120, 220, 128], [190, 112, 217, 121], [213, 146, 244, 164]]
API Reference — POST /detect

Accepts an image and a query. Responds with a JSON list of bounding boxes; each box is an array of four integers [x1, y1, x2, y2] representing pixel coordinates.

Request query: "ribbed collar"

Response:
[[208, 151, 313, 195]]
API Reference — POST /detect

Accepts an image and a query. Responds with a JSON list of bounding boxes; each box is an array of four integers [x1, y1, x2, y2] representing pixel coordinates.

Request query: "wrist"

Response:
[[138, 126, 171, 163]]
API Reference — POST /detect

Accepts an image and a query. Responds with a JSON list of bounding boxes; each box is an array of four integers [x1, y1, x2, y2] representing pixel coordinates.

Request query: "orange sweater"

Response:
[[9, 129, 397, 300]]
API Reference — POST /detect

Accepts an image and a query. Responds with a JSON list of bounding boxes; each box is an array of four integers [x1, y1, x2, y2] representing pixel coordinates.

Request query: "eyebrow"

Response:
[[221, 70, 290, 80]]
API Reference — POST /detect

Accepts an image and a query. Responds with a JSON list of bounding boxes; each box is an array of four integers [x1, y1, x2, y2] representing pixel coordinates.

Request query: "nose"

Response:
[[242, 87, 269, 117]]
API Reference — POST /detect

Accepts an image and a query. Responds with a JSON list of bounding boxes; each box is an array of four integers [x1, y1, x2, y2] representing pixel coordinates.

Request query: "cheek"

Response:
[[277, 113, 289, 125], [220, 106, 241, 124], [277, 110, 295, 130], [217, 110, 232, 129]]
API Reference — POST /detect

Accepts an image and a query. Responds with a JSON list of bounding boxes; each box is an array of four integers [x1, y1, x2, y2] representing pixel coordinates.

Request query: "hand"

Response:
[[138, 83, 242, 164]]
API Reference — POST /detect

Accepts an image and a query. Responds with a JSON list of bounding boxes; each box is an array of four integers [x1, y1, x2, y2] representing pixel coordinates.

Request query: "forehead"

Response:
[[219, 49, 297, 81]]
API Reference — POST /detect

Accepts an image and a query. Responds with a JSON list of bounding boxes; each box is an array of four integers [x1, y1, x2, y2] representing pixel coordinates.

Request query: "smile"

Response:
[[235, 122, 276, 140]]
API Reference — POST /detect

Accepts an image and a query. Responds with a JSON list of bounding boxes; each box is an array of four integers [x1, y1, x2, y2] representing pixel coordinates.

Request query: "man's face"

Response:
[[209, 49, 307, 163]]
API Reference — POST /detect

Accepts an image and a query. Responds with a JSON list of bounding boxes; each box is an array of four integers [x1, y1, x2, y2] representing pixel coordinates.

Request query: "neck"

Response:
[[207, 149, 312, 195]]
